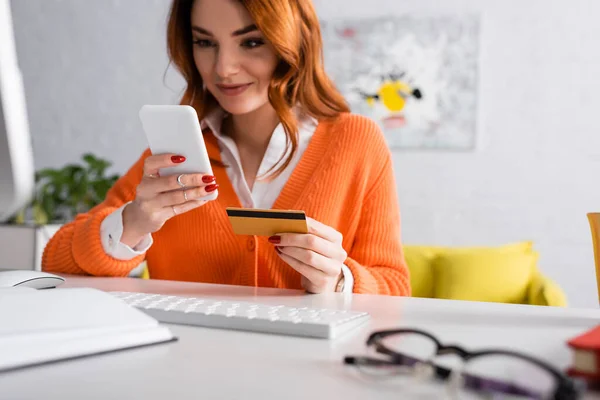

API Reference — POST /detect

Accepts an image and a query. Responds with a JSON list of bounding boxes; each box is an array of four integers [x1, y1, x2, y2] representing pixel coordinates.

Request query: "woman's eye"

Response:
[[193, 39, 214, 48], [242, 38, 265, 49]]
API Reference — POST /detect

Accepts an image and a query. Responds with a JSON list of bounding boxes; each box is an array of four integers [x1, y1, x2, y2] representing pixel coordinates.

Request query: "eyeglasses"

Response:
[[344, 328, 585, 399]]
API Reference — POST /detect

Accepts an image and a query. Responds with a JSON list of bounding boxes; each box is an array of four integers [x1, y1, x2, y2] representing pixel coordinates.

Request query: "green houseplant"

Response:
[[9, 153, 120, 225], [0, 153, 121, 272]]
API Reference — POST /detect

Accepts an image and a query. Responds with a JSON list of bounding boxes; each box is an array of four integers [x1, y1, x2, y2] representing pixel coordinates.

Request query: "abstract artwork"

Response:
[[321, 15, 481, 149]]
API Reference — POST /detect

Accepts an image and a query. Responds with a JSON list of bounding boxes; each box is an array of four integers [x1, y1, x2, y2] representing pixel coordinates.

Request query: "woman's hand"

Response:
[[121, 154, 218, 247], [269, 217, 348, 293]]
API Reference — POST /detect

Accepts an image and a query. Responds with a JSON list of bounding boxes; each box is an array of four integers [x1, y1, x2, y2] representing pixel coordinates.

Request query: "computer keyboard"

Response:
[[110, 291, 370, 339]]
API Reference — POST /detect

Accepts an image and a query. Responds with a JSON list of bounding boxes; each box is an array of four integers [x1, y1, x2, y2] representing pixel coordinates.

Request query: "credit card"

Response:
[[225, 207, 309, 236]]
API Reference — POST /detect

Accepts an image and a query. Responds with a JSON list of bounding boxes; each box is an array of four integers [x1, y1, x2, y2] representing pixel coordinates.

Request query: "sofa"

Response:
[[403, 241, 567, 307]]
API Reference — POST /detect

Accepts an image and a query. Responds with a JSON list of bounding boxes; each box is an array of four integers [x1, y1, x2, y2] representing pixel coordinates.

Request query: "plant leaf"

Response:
[[23, 154, 121, 224], [33, 203, 49, 225]]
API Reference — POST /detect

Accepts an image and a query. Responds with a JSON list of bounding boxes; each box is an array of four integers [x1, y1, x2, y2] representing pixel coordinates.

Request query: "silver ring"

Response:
[[177, 174, 186, 188], [183, 190, 188, 202], [171, 206, 177, 216]]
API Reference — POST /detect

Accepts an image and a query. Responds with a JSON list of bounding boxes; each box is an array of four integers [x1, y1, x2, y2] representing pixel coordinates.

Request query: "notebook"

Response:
[[567, 325, 600, 380], [0, 287, 176, 373]]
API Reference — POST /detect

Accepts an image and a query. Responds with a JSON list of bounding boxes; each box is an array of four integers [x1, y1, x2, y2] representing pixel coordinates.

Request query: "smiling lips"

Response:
[[216, 83, 253, 96]]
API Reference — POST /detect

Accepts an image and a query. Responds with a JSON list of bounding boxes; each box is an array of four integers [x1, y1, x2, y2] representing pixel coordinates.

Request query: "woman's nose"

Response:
[[215, 48, 240, 79]]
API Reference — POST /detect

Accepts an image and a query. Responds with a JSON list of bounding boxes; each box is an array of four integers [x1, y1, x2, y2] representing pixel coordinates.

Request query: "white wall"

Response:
[[10, 0, 183, 174], [10, 0, 600, 307]]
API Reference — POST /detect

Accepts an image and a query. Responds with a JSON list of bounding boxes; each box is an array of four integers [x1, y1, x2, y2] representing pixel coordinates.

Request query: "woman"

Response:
[[42, 0, 411, 296]]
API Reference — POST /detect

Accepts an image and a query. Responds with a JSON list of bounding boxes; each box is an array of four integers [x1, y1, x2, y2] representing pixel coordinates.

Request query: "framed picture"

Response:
[[321, 14, 481, 150]]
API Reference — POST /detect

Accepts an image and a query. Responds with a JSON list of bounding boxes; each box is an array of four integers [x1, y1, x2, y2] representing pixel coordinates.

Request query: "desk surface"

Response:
[[1, 276, 600, 399]]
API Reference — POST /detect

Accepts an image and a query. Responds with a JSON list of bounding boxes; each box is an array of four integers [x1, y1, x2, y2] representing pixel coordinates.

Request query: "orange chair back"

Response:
[[587, 213, 600, 304]]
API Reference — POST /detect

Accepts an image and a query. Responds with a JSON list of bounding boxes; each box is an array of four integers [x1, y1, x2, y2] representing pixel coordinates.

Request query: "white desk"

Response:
[[1, 275, 599, 399]]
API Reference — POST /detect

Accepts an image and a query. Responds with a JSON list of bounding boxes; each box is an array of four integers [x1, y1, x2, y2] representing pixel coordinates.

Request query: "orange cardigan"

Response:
[[42, 113, 411, 296]]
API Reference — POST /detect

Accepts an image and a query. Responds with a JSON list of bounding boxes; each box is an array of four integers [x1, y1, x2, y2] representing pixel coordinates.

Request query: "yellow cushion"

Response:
[[527, 268, 567, 307], [403, 241, 567, 306], [431, 241, 537, 303], [140, 264, 150, 280], [403, 242, 534, 299], [403, 245, 443, 298]]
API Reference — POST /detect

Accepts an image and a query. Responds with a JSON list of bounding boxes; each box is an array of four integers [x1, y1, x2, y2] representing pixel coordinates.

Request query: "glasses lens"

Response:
[[460, 354, 557, 399], [376, 332, 438, 362], [352, 332, 437, 378]]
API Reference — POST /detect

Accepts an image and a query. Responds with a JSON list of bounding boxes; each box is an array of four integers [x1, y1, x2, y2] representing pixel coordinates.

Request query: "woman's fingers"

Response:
[[167, 199, 207, 218], [306, 217, 344, 244], [150, 184, 219, 208], [277, 246, 340, 277], [139, 173, 216, 198], [276, 250, 330, 288], [276, 249, 340, 294], [271, 233, 347, 262], [142, 153, 185, 177]]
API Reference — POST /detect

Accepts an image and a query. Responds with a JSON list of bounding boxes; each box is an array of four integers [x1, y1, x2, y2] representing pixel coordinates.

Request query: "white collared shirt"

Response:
[[99, 109, 353, 292]]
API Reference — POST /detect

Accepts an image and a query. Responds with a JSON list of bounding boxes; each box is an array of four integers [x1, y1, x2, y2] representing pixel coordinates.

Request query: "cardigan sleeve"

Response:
[[343, 152, 412, 296], [41, 149, 151, 277]]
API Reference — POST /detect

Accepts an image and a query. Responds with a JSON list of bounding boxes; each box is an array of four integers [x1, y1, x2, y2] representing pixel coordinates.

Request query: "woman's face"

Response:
[[190, 0, 279, 116]]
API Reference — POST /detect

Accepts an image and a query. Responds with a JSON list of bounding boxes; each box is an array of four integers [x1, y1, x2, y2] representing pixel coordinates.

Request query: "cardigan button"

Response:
[[247, 238, 256, 251]]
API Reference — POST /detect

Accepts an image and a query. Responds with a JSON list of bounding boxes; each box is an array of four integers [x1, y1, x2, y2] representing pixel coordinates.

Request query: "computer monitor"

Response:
[[0, 0, 35, 223]]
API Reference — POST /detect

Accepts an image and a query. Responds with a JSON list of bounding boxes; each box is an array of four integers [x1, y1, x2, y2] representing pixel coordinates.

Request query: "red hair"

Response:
[[166, 0, 349, 178]]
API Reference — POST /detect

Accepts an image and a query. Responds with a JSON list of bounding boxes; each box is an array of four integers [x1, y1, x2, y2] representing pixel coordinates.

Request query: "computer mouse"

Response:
[[0, 270, 65, 289]]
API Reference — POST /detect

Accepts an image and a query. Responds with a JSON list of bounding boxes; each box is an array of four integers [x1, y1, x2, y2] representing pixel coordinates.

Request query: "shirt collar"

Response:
[[201, 107, 227, 137], [201, 107, 317, 156]]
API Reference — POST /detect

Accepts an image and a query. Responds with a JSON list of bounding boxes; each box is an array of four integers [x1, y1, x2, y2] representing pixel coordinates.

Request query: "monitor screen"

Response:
[[0, 0, 35, 223]]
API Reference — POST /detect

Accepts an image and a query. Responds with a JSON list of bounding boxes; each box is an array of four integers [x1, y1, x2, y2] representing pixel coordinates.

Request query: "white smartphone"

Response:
[[139, 104, 218, 201]]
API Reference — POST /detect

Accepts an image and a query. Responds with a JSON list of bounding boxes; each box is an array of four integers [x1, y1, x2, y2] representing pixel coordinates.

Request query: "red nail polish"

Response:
[[268, 236, 281, 244], [205, 184, 219, 193], [171, 155, 186, 163], [202, 175, 216, 183]]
